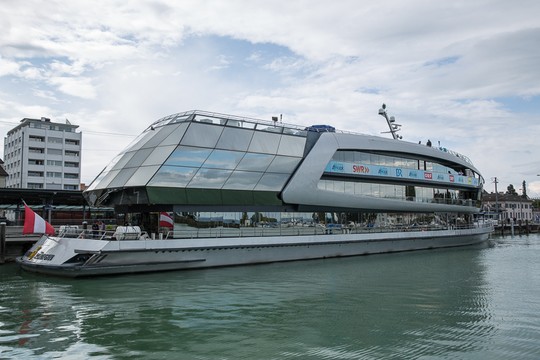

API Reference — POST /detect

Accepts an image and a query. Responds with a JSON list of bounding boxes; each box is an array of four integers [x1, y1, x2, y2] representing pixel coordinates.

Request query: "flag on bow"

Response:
[[159, 212, 174, 228], [23, 203, 55, 235]]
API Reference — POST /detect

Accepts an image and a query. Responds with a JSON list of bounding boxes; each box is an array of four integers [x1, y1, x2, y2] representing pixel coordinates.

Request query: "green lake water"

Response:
[[1, 233, 540, 359]]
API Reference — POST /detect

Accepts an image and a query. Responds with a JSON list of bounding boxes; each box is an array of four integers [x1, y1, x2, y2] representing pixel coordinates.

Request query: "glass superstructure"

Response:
[[84, 110, 485, 236]]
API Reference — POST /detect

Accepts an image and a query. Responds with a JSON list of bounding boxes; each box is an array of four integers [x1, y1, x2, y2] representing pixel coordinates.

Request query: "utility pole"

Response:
[[493, 177, 499, 224]]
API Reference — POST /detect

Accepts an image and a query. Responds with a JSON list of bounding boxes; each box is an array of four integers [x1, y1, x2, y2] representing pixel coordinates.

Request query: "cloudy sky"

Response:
[[1, 0, 539, 196]]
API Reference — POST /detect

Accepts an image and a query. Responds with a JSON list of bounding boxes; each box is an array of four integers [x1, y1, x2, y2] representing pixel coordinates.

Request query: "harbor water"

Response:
[[1, 234, 540, 359]]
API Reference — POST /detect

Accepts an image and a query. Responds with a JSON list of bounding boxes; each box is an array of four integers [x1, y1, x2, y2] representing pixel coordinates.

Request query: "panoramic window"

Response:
[[148, 166, 198, 187], [181, 123, 223, 148], [164, 146, 212, 168]]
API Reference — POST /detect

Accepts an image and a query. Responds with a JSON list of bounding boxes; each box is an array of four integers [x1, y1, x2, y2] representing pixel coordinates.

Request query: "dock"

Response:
[[0, 224, 41, 263]]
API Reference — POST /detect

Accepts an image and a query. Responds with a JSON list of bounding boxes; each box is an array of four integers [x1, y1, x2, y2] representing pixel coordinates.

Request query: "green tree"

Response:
[[522, 180, 528, 198], [506, 184, 518, 195]]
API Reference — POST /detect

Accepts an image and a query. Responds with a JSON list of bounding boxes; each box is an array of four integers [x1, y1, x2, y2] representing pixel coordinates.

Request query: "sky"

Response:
[[1, 0, 539, 197]]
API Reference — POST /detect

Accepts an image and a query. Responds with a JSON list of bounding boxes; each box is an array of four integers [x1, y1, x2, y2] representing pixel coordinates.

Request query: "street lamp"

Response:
[[378, 104, 402, 140]]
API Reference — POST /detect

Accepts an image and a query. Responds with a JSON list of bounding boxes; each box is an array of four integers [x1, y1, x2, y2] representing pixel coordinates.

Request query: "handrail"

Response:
[[163, 222, 492, 240]]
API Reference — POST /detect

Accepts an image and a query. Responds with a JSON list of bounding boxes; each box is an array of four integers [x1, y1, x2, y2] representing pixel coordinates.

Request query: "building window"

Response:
[[64, 184, 78, 190], [29, 147, 45, 154], [48, 137, 63, 143], [29, 135, 45, 142], [64, 161, 79, 168], [65, 150, 79, 157], [65, 139, 80, 146], [64, 173, 78, 179], [28, 171, 44, 177], [47, 148, 63, 155], [28, 159, 44, 166], [47, 160, 63, 166]]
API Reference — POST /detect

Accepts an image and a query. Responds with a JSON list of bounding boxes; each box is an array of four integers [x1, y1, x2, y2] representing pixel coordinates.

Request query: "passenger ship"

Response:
[[17, 107, 493, 277]]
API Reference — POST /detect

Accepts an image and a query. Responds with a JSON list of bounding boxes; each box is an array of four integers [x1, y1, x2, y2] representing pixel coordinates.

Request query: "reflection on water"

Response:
[[1, 235, 540, 359]]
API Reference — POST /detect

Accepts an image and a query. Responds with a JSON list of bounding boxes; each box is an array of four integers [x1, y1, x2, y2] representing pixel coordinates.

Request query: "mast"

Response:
[[378, 104, 402, 140]]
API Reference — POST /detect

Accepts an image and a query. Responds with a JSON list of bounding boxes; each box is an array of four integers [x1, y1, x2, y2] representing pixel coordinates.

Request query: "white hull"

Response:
[[17, 226, 492, 277]]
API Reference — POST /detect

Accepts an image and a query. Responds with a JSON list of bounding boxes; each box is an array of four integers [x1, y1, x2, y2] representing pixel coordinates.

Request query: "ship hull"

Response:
[[17, 226, 492, 277]]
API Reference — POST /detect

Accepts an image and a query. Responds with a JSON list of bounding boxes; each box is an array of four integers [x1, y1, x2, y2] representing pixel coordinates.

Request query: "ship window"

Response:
[[141, 126, 176, 149], [256, 123, 283, 133], [86, 169, 108, 191], [202, 149, 245, 170], [266, 156, 300, 173], [255, 173, 289, 191], [125, 129, 156, 152], [187, 168, 233, 189], [164, 146, 212, 167], [94, 169, 121, 190], [354, 152, 370, 163], [141, 145, 176, 166], [216, 127, 253, 151], [125, 165, 161, 187], [148, 166, 198, 187], [342, 151, 354, 162], [181, 123, 223, 148], [236, 153, 274, 172], [248, 132, 280, 154], [111, 151, 137, 171], [160, 123, 188, 146], [107, 167, 138, 188], [124, 148, 154, 168], [223, 171, 264, 190], [277, 135, 306, 157]]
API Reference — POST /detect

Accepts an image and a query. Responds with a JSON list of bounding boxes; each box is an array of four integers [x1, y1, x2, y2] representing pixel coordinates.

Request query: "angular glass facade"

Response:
[[85, 111, 307, 207]]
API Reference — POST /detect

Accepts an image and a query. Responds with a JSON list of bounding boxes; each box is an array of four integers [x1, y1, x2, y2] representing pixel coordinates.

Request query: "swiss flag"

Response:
[[159, 212, 174, 228], [23, 204, 55, 235]]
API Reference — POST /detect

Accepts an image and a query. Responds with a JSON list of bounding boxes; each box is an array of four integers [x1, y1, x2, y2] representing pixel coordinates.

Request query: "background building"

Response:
[[0, 159, 7, 187], [3, 117, 82, 190], [482, 192, 534, 224]]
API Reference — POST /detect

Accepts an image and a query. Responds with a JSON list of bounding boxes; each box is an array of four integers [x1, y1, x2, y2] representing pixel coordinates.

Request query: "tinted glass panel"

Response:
[[111, 151, 136, 171], [95, 169, 120, 189], [187, 168, 232, 189], [160, 123, 188, 146], [164, 146, 212, 167], [125, 130, 155, 152], [236, 153, 274, 172], [141, 126, 175, 149], [121, 131, 150, 153], [107, 167, 138, 188], [124, 165, 160, 187], [277, 135, 306, 157], [148, 166, 198, 187], [255, 173, 289, 191], [86, 169, 107, 191], [124, 148, 154, 168], [181, 123, 223, 148], [223, 171, 263, 190], [266, 156, 301, 173], [203, 150, 244, 170], [216, 127, 253, 151], [248, 132, 280, 154], [141, 145, 176, 166]]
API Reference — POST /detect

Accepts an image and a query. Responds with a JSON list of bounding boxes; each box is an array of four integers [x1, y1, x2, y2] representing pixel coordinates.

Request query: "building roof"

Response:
[[6, 117, 79, 136], [483, 192, 532, 203]]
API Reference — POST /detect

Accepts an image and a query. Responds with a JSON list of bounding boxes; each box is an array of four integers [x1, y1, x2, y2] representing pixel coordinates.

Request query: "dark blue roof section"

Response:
[[305, 125, 336, 133]]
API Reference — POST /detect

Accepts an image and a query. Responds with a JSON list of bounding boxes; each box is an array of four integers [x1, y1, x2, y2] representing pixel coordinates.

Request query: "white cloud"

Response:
[[0, 0, 539, 190]]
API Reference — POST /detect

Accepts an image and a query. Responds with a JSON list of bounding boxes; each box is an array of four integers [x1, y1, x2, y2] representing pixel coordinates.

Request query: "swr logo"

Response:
[[353, 165, 369, 173]]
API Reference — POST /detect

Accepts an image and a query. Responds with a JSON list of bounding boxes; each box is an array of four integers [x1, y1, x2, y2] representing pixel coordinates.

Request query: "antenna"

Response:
[[378, 104, 402, 140]]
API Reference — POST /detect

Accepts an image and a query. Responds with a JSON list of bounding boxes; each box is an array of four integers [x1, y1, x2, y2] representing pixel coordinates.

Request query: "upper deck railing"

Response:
[[149, 110, 473, 165]]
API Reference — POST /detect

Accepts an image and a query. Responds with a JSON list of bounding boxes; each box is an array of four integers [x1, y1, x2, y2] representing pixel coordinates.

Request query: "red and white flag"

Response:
[[159, 212, 174, 228], [23, 204, 55, 235]]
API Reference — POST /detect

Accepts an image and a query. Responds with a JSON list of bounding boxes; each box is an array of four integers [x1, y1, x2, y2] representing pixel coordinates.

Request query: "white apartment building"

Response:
[[3, 117, 82, 190]]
